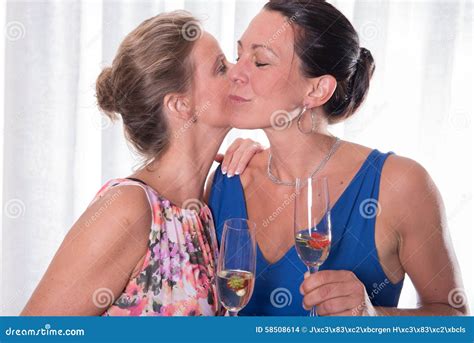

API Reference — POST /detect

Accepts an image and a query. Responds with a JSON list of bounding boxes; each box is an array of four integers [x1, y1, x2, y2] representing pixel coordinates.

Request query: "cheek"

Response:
[[194, 78, 218, 103], [214, 78, 231, 98], [212, 82, 229, 111], [250, 73, 274, 96], [196, 78, 231, 125], [200, 76, 229, 100], [250, 72, 293, 98], [252, 72, 304, 113]]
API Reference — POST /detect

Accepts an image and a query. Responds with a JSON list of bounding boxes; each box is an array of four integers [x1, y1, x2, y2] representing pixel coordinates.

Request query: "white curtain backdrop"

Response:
[[1, 0, 472, 315]]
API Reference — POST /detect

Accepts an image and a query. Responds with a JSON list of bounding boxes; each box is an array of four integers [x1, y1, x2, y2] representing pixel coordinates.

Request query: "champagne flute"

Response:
[[294, 177, 332, 317], [217, 218, 257, 316]]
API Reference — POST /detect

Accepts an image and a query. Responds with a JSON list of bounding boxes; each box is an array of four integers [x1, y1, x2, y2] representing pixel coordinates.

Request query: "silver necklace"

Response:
[[267, 137, 341, 186]]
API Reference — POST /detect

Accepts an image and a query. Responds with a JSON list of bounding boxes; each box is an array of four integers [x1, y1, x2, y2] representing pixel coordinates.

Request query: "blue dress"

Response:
[[209, 149, 404, 316]]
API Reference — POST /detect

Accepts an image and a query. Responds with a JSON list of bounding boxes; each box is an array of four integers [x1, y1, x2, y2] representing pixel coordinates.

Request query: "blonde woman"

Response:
[[21, 11, 261, 316]]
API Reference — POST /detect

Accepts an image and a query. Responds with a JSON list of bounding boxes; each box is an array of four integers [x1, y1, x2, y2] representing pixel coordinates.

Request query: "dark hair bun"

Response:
[[264, 0, 377, 123], [347, 47, 375, 116]]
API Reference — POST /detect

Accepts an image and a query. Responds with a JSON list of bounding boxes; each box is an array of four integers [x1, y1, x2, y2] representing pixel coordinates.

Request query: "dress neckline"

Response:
[[116, 178, 210, 217], [236, 149, 378, 266]]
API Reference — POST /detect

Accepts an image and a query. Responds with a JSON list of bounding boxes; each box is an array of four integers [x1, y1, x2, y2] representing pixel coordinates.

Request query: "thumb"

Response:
[[214, 153, 224, 163]]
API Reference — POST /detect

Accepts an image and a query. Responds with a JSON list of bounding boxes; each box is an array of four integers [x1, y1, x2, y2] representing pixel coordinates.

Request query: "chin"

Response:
[[229, 120, 263, 130], [229, 109, 266, 130]]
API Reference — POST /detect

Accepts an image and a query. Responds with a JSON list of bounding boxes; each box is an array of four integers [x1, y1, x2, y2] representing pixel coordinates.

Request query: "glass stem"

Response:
[[228, 311, 238, 317], [308, 266, 319, 317]]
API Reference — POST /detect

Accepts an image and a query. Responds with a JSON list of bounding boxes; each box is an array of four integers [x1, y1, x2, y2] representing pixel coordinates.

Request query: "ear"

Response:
[[163, 93, 193, 120], [303, 75, 337, 109]]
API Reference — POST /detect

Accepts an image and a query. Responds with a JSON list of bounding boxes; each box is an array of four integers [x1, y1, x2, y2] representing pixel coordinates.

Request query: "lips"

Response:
[[229, 94, 251, 103]]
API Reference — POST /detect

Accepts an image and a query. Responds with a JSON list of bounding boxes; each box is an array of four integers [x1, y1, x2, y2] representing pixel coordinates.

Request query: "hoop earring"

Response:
[[297, 106, 316, 134]]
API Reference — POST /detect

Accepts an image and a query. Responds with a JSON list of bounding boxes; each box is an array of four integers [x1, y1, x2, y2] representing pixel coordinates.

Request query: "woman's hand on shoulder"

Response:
[[206, 138, 264, 203], [215, 138, 264, 177]]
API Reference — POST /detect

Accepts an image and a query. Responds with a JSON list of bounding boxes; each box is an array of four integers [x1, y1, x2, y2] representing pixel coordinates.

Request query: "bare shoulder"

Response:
[[72, 183, 152, 258], [84, 183, 152, 233], [379, 153, 443, 232], [381, 154, 435, 196], [340, 142, 440, 227], [343, 141, 433, 195]]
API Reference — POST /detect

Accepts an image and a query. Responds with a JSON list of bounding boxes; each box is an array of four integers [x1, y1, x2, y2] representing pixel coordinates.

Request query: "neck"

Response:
[[132, 125, 229, 206], [264, 119, 337, 181]]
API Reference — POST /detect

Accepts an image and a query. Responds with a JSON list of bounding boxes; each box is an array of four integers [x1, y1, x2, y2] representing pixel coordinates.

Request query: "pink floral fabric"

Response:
[[90, 178, 220, 316]]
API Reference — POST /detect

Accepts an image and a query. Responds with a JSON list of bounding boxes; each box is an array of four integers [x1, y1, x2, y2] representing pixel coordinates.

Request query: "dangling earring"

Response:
[[297, 106, 316, 134]]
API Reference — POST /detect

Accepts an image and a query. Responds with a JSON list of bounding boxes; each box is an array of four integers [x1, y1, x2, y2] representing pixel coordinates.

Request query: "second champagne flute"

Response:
[[217, 218, 257, 316], [294, 177, 332, 316]]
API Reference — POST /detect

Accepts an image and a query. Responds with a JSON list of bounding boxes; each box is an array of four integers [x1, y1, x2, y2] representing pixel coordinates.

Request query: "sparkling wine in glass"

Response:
[[294, 177, 332, 316], [217, 218, 256, 316]]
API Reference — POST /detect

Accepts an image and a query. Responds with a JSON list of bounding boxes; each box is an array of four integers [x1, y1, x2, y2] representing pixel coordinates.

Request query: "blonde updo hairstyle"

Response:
[[96, 11, 200, 163]]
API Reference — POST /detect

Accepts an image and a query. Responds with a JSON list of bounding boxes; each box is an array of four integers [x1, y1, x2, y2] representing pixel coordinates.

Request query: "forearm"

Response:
[[374, 303, 468, 316]]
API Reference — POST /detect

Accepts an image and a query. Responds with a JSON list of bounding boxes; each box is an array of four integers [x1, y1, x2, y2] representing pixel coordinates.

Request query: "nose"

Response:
[[228, 60, 248, 86]]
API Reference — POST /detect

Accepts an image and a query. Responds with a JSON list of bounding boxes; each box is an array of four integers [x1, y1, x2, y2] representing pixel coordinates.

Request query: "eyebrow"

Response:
[[237, 40, 279, 58]]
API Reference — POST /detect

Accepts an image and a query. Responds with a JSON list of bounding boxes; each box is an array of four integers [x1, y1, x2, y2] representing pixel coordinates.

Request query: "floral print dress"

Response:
[[90, 178, 221, 316]]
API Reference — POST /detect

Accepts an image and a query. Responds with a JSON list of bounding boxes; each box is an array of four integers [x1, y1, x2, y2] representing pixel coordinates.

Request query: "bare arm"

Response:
[[300, 156, 468, 316], [375, 157, 468, 316], [21, 186, 151, 316]]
